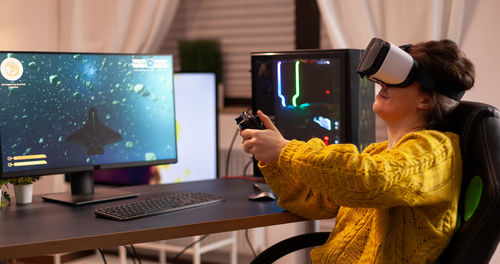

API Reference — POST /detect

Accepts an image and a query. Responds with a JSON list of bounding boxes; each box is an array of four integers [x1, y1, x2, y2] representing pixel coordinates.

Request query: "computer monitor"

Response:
[[159, 72, 218, 183], [0, 51, 177, 205], [92, 72, 218, 185], [251, 49, 375, 176]]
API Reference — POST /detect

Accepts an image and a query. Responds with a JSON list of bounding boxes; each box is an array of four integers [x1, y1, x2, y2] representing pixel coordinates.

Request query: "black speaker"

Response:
[[251, 49, 375, 176]]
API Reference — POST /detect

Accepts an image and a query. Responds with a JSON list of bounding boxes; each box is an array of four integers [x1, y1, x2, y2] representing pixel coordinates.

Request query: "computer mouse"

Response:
[[248, 183, 277, 201], [248, 191, 277, 201]]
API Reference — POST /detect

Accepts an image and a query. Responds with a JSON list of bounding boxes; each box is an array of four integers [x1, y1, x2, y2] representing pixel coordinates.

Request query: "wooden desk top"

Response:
[[0, 178, 306, 260]]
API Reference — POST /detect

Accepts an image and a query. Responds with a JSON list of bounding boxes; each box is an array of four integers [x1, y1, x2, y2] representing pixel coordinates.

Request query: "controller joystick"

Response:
[[235, 111, 265, 130]]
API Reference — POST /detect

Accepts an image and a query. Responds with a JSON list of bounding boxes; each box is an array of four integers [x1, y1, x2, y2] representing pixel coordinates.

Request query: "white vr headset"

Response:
[[356, 37, 464, 101]]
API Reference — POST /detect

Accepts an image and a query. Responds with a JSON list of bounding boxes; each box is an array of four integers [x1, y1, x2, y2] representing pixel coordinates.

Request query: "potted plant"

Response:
[[178, 39, 223, 84], [0, 179, 10, 207], [8, 176, 40, 204], [178, 39, 224, 109]]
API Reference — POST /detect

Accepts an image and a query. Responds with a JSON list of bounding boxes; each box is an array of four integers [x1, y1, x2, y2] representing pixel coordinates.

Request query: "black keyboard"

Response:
[[95, 191, 225, 221]]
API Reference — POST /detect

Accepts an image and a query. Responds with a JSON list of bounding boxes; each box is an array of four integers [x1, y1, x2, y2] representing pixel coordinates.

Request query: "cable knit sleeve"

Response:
[[259, 142, 340, 220], [261, 130, 461, 210]]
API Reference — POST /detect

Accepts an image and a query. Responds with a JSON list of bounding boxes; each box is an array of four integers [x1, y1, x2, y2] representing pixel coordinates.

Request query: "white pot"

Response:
[[13, 184, 33, 204]]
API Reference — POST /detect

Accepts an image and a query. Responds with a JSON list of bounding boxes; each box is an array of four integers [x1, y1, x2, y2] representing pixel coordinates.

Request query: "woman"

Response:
[[240, 39, 475, 263]]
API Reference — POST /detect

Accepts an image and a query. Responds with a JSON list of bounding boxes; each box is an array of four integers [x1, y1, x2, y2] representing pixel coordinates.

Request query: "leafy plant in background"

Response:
[[179, 39, 223, 84], [0, 179, 11, 206]]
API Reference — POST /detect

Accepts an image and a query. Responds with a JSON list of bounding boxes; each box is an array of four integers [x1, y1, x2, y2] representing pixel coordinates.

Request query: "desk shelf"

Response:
[[120, 231, 237, 264]]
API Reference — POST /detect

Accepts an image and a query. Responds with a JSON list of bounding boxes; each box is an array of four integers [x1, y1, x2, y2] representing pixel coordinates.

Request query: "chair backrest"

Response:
[[439, 101, 500, 263]]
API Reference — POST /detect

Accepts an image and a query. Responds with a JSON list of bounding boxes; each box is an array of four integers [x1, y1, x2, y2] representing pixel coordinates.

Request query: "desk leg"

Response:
[[230, 231, 238, 264], [54, 253, 61, 264], [159, 240, 167, 264], [312, 220, 320, 232], [119, 246, 127, 264], [193, 236, 201, 264]]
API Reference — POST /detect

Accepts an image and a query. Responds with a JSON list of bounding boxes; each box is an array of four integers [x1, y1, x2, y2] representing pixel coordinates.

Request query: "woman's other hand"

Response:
[[240, 110, 289, 162]]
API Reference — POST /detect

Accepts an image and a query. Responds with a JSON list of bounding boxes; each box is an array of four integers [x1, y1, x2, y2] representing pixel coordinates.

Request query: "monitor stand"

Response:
[[42, 171, 138, 206]]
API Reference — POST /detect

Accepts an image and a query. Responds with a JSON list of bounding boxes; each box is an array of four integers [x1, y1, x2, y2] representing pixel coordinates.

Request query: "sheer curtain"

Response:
[[316, 0, 470, 48], [0, 0, 179, 194], [0, 0, 179, 53], [316, 0, 472, 142]]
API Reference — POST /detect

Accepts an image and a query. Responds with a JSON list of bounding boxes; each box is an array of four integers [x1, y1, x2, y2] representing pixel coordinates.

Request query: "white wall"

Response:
[[460, 0, 500, 110]]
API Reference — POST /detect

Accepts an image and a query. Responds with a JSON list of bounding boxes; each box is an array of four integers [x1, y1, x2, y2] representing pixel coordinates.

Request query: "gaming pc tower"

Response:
[[251, 49, 375, 176]]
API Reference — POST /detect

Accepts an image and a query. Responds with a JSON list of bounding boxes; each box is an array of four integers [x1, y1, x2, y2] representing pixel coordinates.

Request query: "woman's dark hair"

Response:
[[408, 39, 475, 130]]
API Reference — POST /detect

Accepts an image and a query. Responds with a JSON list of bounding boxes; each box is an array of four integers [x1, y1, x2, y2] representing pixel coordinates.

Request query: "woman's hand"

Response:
[[240, 110, 289, 162]]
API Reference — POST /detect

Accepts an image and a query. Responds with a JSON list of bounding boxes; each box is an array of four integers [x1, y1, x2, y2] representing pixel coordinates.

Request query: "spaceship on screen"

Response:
[[66, 107, 122, 155]]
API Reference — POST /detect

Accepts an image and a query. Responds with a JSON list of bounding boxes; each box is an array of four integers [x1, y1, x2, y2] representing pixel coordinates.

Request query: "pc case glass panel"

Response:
[[253, 55, 343, 146]]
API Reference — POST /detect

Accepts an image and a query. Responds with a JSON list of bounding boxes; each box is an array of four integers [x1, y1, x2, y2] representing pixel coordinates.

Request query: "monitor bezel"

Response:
[[0, 50, 178, 180]]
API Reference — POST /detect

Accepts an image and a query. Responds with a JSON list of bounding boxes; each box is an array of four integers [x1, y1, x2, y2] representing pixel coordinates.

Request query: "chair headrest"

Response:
[[448, 101, 499, 157]]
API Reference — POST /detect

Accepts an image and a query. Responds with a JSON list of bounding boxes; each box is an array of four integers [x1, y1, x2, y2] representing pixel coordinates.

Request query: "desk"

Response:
[[0, 178, 306, 260]]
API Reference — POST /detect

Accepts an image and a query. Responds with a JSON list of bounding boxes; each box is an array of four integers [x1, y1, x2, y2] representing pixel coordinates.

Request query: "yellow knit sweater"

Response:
[[259, 130, 461, 263]]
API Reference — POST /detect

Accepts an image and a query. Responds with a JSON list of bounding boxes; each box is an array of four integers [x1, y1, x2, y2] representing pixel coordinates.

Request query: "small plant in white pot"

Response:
[[8, 176, 40, 204]]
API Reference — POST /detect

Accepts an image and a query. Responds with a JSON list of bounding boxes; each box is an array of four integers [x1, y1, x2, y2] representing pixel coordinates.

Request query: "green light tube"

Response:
[[292, 60, 300, 107]]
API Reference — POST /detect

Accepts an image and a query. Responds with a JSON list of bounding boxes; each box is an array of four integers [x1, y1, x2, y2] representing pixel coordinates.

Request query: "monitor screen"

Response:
[[0, 51, 177, 204], [159, 72, 217, 183]]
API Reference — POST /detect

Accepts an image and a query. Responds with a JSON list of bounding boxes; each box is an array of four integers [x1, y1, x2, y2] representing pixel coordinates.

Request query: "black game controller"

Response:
[[235, 111, 265, 130]]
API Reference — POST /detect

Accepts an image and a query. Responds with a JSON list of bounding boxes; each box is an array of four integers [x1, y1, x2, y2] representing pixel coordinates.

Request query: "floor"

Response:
[[11, 235, 252, 264], [9, 250, 240, 264], [60, 248, 251, 264], [66, 251, 158, 264]]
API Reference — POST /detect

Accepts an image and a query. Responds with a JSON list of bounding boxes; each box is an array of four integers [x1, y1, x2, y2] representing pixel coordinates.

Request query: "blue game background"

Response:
[[0, 52, 176, 173]]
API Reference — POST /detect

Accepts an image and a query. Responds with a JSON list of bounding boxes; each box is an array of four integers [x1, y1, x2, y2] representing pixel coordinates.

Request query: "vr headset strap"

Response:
[[416, 65, 464, 101]]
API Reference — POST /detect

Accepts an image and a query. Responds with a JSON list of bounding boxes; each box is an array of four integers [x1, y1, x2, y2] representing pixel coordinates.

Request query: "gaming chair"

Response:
[[251, 101, 500, 264]]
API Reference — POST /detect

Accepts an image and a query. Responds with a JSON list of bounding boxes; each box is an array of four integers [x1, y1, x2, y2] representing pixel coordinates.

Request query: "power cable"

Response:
[[130, 244, 142, 264], [172, 235, 210, 263], [243, 159, 253, 177], [245, 229, 257, 258], [225, 127, 239, 177], [97, 248, 108, 264]]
